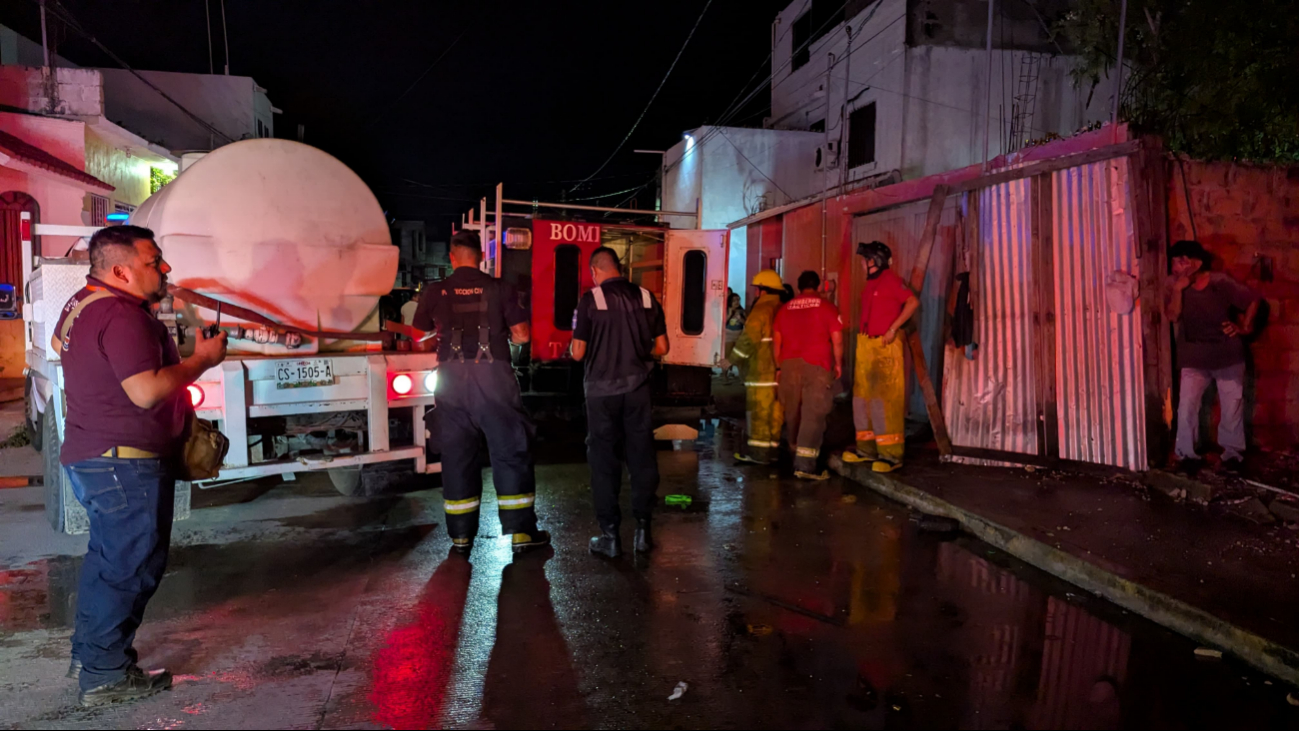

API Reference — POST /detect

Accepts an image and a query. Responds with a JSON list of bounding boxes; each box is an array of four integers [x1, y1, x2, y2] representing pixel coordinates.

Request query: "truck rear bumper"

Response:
[[201, 445, 442, 484]]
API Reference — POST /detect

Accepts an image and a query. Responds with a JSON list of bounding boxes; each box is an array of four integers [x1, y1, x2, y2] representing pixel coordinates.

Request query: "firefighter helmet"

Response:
[[751, 269, 784, 292], [856, 241, 892, 279]]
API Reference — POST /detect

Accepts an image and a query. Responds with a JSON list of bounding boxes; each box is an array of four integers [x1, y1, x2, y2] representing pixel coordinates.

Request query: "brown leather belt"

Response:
[[101, 447, 160, 459]]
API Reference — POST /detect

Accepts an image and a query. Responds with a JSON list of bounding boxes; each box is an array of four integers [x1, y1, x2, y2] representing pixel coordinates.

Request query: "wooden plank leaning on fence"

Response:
[[905, 184, 954, 457]]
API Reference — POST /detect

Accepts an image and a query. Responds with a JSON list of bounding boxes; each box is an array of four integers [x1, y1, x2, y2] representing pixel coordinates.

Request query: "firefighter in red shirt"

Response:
[[773, 271, 844, 480], [843, 242, 919, 472]]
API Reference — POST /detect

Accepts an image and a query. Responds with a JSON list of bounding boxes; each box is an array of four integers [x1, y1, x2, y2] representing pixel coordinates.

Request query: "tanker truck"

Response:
[[23, 140, 439, 534]]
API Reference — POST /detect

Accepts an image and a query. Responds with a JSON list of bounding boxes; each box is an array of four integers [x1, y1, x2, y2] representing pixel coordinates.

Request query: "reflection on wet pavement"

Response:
[[0, 420, 1295, 729]]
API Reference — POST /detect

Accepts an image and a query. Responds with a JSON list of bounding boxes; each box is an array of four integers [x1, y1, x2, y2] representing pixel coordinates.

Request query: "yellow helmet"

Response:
[[751, 269, 783, 291]]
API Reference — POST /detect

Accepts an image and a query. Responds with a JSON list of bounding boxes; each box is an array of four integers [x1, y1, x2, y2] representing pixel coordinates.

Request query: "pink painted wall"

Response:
[[0, 114, 94, 378]]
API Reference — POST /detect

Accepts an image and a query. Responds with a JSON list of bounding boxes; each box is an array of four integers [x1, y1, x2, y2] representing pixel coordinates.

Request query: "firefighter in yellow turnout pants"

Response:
[[728, 270, 786, 465], [843, 242, 919, 473]]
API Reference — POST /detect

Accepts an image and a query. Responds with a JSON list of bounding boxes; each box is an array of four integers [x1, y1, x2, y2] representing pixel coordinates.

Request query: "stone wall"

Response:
[[0, 65, 102, 117], [1167, 159, 1299, 453]]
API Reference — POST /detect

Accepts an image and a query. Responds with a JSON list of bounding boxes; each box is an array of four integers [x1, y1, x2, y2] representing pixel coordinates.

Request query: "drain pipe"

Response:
[[840, 23, 854, 192]]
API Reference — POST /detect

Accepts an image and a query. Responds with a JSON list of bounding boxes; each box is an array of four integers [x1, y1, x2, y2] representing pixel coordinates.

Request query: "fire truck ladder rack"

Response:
[[456, 183, 700, 277]]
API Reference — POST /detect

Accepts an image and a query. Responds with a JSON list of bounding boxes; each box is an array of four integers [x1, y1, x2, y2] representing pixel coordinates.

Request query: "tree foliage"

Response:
[[1056, 0, 1299, 161]]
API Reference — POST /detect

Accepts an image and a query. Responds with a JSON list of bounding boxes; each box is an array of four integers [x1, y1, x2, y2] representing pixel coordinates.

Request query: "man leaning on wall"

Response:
[[1165, 239, 1262, 474]]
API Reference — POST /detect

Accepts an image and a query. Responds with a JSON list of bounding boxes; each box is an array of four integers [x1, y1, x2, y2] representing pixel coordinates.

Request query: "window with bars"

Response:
[[89, 194, 110, 226]]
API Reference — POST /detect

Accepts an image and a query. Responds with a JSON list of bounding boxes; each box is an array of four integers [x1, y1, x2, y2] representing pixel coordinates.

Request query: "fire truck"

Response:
[[455, 185, 729, 411]]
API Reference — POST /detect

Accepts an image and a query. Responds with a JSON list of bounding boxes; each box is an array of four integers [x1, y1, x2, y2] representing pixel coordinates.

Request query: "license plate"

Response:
[[275, 359, 334, 389]]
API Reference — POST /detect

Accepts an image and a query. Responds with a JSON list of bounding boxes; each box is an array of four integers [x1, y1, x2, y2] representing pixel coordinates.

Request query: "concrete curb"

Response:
[[831, 456, 1299, 687]]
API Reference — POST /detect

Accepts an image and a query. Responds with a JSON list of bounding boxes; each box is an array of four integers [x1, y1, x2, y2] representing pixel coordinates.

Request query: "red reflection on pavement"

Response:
[[368, 557, 472, 729]]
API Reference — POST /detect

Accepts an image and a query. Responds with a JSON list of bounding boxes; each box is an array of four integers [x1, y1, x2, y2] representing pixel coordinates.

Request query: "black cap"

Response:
[[1169, 239, 1210, 264]]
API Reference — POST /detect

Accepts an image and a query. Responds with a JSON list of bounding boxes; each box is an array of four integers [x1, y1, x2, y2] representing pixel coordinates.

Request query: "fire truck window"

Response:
[[681, 250, 707, 336], [554, 244, 580, 330]]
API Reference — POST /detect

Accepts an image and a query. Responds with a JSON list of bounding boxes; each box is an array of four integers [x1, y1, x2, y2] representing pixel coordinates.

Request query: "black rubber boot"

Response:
[[634, 519, 654, 553], [511, 530, 552, 554], [589, 530, 622, 558], [450, 537, 474, 556], [78, 666, 172, 708]]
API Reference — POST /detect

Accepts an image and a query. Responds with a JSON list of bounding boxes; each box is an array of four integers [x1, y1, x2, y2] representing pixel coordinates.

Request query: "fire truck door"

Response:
[[662, 229, 728, 367]]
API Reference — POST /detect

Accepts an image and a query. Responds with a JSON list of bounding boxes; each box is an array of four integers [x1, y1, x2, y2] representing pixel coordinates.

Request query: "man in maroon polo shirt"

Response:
[[53, 225, 227, 707]]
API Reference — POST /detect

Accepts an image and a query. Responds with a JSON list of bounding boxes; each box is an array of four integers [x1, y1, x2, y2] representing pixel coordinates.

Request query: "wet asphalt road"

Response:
[[1, 421, 1297, 729]]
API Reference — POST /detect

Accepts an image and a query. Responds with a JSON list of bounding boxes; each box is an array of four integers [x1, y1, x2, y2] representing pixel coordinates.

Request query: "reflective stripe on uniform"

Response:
[[592, 287, 608, 311], [795, 446, 819, 458], [444, 498, 481, 514], [748, 439, 779, 448], [855, 431, 876, 441], [497, 493, 536, 510], [732, 348, 750, 358], [639, 287, 652, 309], [760, 337, 773, 342], [745, 382, 778, 387], [875, 433, 904, 446]]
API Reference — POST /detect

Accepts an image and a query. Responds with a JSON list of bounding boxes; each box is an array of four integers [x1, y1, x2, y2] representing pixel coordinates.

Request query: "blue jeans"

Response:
[[1176, 364, 1247, 461], [67, 457, 175, 691]]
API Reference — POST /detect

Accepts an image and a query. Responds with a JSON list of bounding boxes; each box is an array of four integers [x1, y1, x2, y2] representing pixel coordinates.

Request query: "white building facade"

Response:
[[769, 0, 1116, 184], [662, 0, 1117, 297]]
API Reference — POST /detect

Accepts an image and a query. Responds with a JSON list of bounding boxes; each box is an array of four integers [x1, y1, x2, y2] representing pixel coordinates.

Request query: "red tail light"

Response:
[[187, 384, 205, 408], [391, 374, 413, 395]]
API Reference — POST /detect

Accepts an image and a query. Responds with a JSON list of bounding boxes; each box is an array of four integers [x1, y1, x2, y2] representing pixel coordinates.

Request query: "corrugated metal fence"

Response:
[[1052, 159, 1147, 469], [943, 179, 1040, 457], [942, 157, 1148, 470]]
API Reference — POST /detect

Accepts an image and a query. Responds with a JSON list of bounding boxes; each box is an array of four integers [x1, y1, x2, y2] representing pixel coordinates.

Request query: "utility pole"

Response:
[[39, 0, 57, 114], [982, 0, 996, 172], [205, 0, 214, 74], [220, 0, 230, 75], [39, 0, 50, 68], [1111, 0, 1129, 140]]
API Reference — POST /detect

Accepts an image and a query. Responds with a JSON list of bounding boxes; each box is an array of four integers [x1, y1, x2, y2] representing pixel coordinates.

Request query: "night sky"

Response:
[[8, 0, 788, 235]]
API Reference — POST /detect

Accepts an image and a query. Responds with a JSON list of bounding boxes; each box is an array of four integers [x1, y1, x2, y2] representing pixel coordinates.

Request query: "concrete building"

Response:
[[769, 0, 1115, 183], [662, 0, 1116, 299], [661, 126, 824, 298], [97, 69, 278, 152], [0, 24, 76, 68], [390, 220, 448, 288], [0, 64, 179, 216], [0, 111, 116, 377]]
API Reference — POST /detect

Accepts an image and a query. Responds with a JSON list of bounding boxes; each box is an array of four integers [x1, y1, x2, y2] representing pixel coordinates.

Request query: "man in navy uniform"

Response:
[[570, 247, 669, 557], [413, 230, 549, 555]]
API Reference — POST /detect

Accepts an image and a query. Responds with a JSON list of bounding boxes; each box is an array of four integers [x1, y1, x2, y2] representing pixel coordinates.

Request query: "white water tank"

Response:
[[132, 140, 398, 353]]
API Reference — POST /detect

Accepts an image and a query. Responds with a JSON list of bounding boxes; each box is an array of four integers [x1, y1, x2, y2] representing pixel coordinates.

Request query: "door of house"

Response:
[[0, 192, 39, 290]]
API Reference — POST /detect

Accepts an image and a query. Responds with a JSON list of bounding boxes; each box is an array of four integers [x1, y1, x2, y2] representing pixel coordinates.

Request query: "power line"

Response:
[[568, 183, 655, 202], [39, 0, 235, 144], [395, 168, 653, 190], [367, 24, 474, 128], [707, 0, 839, 132], [715, 127, 792, 202], [667, 4, 891, 176], [567, 0, 715, 194]]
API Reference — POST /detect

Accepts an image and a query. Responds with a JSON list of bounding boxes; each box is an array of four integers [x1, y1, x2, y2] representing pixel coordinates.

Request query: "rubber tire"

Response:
[[328, 466, 364, 497], [25, 374, 43, 453]]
